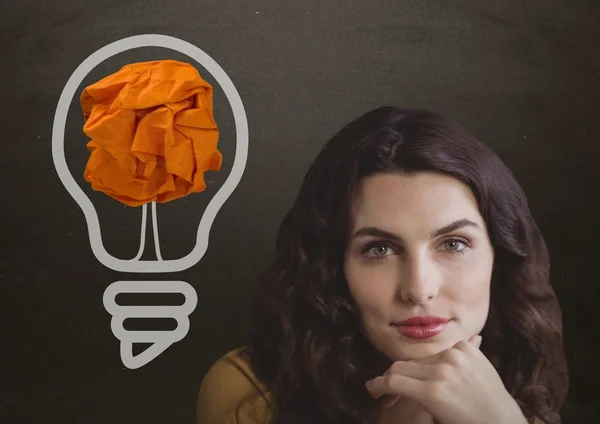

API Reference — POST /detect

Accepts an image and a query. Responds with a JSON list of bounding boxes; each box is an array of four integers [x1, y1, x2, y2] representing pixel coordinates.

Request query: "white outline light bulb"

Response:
[[51, 34, 248, 369]]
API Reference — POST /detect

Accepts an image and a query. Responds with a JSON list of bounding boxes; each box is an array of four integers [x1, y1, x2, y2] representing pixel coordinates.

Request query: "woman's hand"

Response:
[[366, 336, 528, 424]]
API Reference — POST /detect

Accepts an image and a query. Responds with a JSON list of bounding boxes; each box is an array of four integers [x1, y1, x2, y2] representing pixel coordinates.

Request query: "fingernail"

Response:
[[382, 395, 401, 407], [365, 379, 373, 389]]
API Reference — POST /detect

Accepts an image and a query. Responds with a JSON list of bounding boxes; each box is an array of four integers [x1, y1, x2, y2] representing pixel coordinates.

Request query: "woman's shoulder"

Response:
[[202, 347, 267, 393], [196, 346, 271, 424]]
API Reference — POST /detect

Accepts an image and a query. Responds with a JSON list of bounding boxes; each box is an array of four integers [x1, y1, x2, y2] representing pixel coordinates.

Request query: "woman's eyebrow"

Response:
[[431, 218, 480, 238], [351, 218, 480, 242]]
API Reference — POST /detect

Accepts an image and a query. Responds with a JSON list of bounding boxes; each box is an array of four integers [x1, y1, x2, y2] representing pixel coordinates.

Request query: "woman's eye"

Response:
[[364, 243, 394, 258], [442, 238, 469, 253]]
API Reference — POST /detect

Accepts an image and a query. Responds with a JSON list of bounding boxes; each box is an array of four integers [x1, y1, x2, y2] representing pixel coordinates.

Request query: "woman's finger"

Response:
[[376, 364, 425, 406], [468, 334, 482, 349], [365, 370, 428, 399], [380, 394, 402, 408], [388, 360, 432, 380]]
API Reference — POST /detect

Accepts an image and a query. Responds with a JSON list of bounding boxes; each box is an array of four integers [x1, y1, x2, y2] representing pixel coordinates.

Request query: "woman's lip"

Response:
[[395, 316, 450, 326], [394, 322, 449, 339]]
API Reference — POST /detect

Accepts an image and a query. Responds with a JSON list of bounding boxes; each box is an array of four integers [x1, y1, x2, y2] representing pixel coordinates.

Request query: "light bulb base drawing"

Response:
[[103, 280, 198, 369]]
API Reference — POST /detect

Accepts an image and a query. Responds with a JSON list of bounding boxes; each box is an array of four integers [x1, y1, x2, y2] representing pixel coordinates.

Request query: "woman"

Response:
[[196, 106, 569, 424]]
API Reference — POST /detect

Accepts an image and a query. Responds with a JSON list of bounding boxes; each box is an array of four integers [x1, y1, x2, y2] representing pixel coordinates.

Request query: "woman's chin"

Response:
[[387, 338, 457, 361]]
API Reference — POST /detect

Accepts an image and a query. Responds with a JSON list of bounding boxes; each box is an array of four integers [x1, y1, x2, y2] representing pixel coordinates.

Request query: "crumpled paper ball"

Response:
[[80, 59, 222, 207]]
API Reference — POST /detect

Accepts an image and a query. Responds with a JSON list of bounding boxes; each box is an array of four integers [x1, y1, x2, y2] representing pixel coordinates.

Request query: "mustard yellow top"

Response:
[[196, 348, 544, 424], [196, 348, 272, 424]]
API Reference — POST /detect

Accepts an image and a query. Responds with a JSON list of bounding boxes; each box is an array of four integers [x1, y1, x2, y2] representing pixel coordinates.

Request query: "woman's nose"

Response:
[[397, 253, 440, 304]]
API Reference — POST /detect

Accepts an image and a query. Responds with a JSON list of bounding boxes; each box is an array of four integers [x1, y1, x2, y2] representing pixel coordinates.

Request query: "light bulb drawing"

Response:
[[52, 34, 248, 369]]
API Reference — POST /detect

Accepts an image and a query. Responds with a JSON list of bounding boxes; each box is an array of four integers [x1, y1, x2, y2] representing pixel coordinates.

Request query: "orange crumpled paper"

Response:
[[80, 60, 222, 207]]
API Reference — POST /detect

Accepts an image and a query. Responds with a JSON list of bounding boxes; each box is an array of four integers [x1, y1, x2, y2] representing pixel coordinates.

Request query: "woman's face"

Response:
[[344, 171, 494, 361]]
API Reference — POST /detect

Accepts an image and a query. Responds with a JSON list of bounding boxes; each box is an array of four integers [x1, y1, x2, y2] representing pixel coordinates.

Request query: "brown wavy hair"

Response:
[[241, 106, 569, 423]]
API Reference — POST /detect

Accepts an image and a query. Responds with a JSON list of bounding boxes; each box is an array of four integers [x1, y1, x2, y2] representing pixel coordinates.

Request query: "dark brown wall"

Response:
[[1, 0, 598, 422]]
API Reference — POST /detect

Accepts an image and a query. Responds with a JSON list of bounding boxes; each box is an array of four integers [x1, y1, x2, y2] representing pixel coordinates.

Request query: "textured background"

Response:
[[1, 0, 598, 422]]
